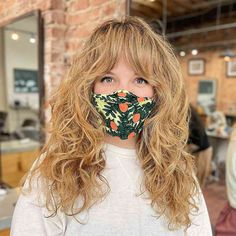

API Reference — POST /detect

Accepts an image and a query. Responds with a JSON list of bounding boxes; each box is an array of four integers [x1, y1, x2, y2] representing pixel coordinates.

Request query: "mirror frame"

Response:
[[1, 10, 45, 143]]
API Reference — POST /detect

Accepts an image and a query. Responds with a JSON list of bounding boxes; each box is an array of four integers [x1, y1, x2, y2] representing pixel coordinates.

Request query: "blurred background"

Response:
[[0, 0, 236, 235]]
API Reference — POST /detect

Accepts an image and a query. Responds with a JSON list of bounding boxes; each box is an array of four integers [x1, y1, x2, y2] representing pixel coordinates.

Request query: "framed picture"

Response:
[[226, 61, 236, 77], [14, 68, 38, 93], [188, 59, 205, 75]]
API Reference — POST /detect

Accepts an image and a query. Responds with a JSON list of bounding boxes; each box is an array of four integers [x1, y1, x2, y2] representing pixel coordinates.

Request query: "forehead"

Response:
[[110, 57, 136, 73]]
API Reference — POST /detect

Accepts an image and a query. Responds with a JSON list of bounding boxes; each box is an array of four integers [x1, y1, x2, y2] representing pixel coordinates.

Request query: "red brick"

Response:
[[66, 8, 100, 25], [34, 0, 51, 11], [66, 26, 91, 38], [102, 2, 116, 16], [69, 0, 90, 12], [45, 27, 65, 38], [44, 10, 65, 24], [46, 52, 64, 63], [65, 41, 79, 52], [91, 0, 108, 6], [45, 38, 65, 53], [50, 0, 64, 10]]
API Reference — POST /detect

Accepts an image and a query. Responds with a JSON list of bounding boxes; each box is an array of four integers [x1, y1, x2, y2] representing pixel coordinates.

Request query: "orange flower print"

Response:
[[128, 131, 136, 139], [110, 121, 118, 131], [118, 92, 126, 97], [119, 103, 128, 112], [137, 97, 145, 102], [133, 113, 140, 122]]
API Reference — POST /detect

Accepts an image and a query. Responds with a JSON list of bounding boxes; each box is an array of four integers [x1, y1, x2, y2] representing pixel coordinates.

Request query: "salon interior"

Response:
[[0, 0, 236, 235]]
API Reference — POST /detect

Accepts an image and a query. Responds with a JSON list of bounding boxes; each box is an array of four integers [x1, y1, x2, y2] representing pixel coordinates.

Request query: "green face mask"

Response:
[[92, 89, 155, 140]]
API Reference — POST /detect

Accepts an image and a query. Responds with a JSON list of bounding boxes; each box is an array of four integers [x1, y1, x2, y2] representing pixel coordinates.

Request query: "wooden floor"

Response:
[[0, 229, 10, 236], [203, 179, 227, 235]]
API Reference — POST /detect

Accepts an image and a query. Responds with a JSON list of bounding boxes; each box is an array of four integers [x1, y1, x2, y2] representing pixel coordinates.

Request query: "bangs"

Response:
[[82, 19, 162, 86]]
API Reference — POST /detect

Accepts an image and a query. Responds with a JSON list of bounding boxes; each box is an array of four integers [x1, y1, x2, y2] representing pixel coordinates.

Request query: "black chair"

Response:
[[21, 118, 37, 128], [19, 118, 40, 141], [0, 111, 10, 140], [0, 111, 7, 131]]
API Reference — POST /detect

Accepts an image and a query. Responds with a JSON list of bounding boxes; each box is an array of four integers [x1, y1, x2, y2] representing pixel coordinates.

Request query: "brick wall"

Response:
[[179, 48, 236, 114], [0, 0, 126, 122]]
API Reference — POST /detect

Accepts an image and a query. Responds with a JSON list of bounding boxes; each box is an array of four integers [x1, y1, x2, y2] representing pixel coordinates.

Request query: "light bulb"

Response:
[[192, 49, 198, 55], [29, 37, 36, 43], [11, 33, 19, 40], [180, 51, 186, 57], [224, 56, 230, 62]]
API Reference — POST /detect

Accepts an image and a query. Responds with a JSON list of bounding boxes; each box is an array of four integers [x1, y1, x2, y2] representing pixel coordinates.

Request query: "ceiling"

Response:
[[130, 0, 236, 51]]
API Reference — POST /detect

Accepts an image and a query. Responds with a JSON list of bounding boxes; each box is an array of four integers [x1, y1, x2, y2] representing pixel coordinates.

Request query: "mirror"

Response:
[[0, 11, 44, 188]]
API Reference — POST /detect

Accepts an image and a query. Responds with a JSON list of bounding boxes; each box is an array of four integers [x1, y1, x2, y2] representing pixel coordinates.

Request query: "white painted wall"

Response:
[[0, 29, 7, 112]]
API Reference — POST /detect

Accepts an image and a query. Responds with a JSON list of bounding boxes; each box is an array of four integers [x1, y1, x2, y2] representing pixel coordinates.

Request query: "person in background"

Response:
[[10, 17, 212, 235], [215, 123, 236, 236], [188, 104, 213, 189]]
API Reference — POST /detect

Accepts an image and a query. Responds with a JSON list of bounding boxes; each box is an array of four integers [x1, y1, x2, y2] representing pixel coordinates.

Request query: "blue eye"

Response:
[[101, 76, 113, 83], [136, 77, 148, 84]]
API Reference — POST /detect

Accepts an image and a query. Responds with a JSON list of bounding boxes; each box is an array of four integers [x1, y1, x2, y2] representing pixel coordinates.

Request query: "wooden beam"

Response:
[[131, 2, 160, 18], [166, 0, 187, 16], [172, 0, 194, 11], [130, 8, 149, 19], [192, 0, 234, 10], [132, 0, 162, 14]]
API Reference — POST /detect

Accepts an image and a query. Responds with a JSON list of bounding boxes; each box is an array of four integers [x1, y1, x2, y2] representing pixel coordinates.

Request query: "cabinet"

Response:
[[1, 149, 39, 187], [0, 228, 10, 236], [1, 139, 41, 187]]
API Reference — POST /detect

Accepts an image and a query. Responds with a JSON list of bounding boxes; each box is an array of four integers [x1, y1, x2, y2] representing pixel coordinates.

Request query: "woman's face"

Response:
[[93, 57, 154, 98]]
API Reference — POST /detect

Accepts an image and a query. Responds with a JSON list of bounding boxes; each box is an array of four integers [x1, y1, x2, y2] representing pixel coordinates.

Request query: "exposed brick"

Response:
[[66, 7, 101, 25], [45, 27, 65, 39], [45, 52, 64, 63], [50, 0, 64, 10], [34, 0, 51, 11], [91, 0, 108, 6], [69, 0, 89, 12], [66, 26, 91, 38], [46, 39, 65, 53], [181, 50, 236, 113], [44, 10, 65, 24], [102, 2, 116, 16], [66, 40, 79, 52]]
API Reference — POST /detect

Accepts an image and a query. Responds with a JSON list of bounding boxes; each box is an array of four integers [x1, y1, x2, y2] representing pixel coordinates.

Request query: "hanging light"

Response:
[[224, 56, 230, 62], [191, 49, 198, 56], [11, 32, 19, 40], [220, 48, 236, 60], [179, 51, 186, 57], [29, 35, 36, 43]]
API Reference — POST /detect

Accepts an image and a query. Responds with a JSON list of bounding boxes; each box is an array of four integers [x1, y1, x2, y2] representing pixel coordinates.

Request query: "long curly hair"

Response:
[[26, 16, 198, 230]]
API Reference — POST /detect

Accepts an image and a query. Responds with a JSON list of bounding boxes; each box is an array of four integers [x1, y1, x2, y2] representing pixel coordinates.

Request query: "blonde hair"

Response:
[[27, 16, 198, 230]]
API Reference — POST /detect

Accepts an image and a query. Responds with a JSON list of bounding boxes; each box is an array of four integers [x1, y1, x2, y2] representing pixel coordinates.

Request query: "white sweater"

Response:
[[11, 143, 212, 236]]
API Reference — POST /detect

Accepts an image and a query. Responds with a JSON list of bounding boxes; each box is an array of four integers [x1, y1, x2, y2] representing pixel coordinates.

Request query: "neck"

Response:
[[104, 134, 138, 149]]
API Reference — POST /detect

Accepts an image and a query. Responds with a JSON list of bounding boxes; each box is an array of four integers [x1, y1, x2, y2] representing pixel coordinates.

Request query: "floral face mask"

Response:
[[91, 89, 155, 140]]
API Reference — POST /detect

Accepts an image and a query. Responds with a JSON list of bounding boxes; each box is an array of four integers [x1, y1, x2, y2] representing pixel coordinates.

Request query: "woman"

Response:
[[11, 16, 212, 235]]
